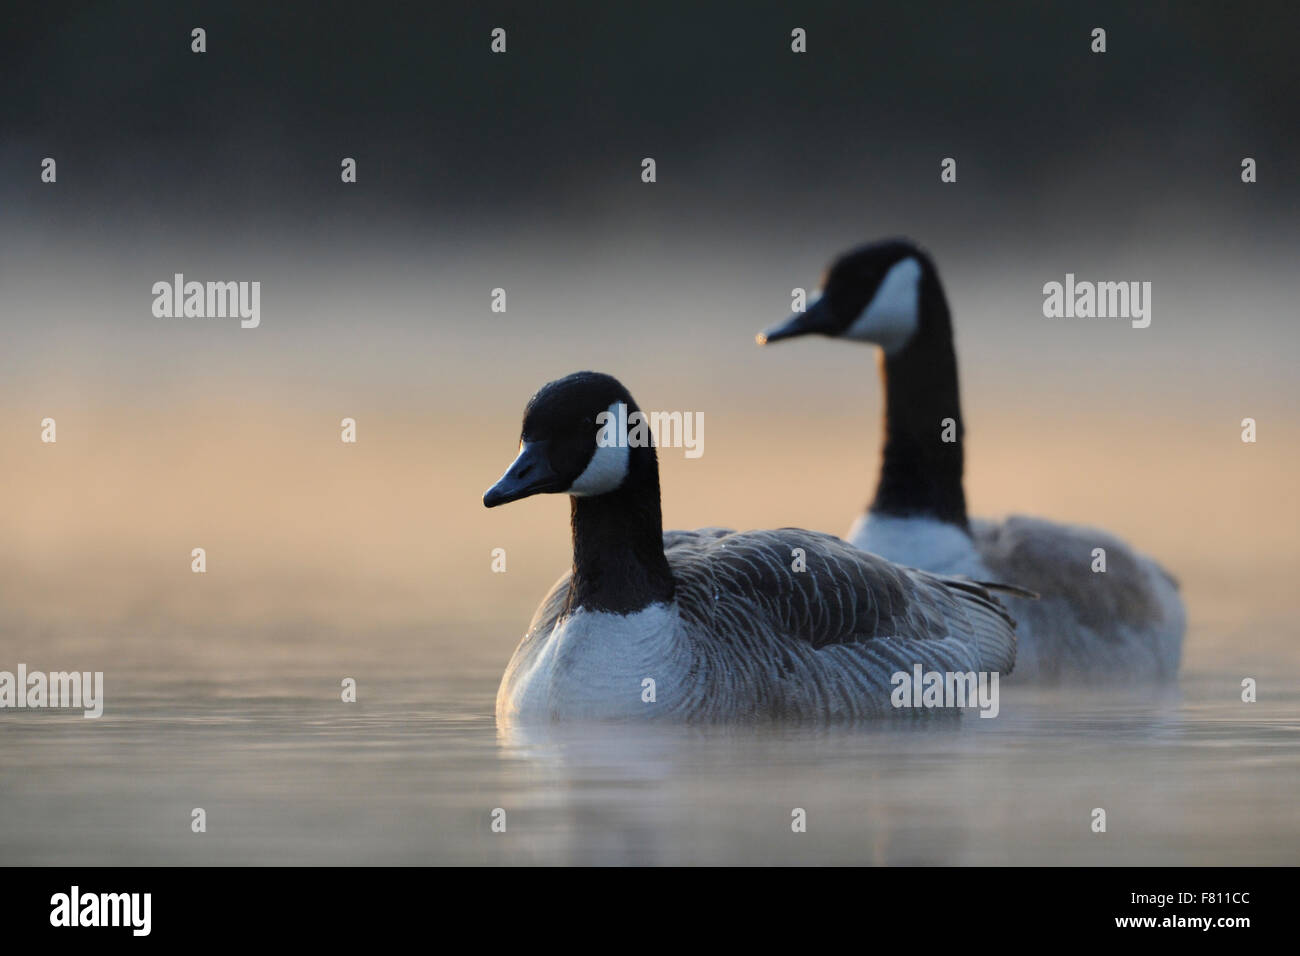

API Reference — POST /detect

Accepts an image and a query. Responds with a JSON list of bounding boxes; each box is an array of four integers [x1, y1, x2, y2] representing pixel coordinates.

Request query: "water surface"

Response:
[[3, 663, 1295, 866]]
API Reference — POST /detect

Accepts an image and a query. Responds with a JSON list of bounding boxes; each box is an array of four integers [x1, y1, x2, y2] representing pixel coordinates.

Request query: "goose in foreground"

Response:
[[483, 371, 1022, 723], [757, 239, 1185, 683]]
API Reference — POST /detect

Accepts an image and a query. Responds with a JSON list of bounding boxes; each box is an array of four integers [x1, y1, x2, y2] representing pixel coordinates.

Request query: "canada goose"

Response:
[[483, 371, 1021, 722], [757, 239, 1184, 682]]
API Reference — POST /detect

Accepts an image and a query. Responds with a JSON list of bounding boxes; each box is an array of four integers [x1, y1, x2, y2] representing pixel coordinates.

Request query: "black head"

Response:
[[757, 238, 937, 353], [484, 371, 643, 507]]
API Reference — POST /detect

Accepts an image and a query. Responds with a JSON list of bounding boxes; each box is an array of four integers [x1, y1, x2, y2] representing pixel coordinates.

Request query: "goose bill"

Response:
[[757, 297, 831, 344], [484, 441, 562, 507]]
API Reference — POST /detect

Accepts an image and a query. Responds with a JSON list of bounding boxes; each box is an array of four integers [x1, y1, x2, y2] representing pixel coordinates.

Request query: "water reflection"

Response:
[[0, 671, 1295, 865]]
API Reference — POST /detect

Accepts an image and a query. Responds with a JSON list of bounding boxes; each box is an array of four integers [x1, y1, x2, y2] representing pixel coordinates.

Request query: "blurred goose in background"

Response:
[[757, 239, 1184, 682], [483, 370, 1022, 722]]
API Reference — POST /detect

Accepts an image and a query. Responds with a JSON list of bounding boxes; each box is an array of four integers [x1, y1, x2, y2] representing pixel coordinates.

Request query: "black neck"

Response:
[[869, 269, 969, 530], [567, 446, 676, 615]]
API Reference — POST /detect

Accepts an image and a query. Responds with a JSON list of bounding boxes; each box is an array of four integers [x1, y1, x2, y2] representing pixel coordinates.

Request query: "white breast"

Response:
[[848, 512, 988, 579], [496, 604, 693, 722]]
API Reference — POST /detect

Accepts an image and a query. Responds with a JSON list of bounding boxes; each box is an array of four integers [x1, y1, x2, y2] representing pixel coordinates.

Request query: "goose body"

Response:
[[760, 239, 1185, 684], [484, 372, 1019, 723], [498, 527, 1019, 722], [850, 512, 1183, 682]]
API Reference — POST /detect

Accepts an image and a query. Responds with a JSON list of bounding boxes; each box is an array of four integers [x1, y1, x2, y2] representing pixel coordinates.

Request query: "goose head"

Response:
[[483, 371, 646, 507], [757, 238, 937, 355]]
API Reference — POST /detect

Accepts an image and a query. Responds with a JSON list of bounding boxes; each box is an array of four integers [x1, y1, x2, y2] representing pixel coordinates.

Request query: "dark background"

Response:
[[5, 1, 1297, 238]]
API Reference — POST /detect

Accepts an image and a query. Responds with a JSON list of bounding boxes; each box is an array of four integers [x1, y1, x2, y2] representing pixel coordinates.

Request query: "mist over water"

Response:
[[2, 2, 1298, 865], [3, 675, 1296, 865]]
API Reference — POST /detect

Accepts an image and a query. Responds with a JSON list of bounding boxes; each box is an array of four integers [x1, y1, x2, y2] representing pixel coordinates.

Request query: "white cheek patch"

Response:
[[845, 256, 922, 353], [569, 442, 629, 496], [569, 402, 630, 496]]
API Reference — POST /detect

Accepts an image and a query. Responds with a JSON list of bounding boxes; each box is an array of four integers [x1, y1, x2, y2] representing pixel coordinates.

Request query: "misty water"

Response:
[[2, 661, 1296, 866], [5, 0, 1298, 871]]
